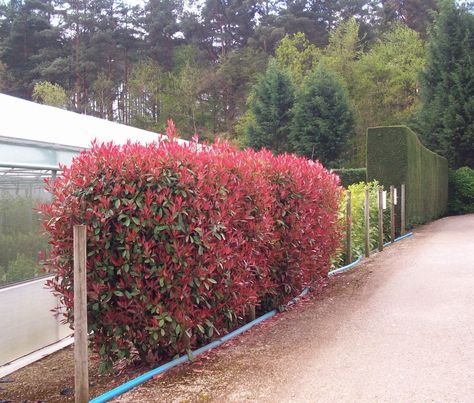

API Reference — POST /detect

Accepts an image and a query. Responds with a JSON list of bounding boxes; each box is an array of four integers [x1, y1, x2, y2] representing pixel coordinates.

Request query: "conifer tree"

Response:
[[418, 0, 474, 168], [290, 64, 353, 168], [245, 59, 295, 154]]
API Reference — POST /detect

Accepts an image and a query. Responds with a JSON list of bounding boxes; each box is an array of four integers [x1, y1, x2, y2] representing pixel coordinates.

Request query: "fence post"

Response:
[[345, 190, 352, 265], [364, 188, 370, 258], [377, 186, 384, 252], [183, 329, 191, 350], [74, 225, 88, 403], [401, 183, 406, 235], [390, 185, 395, 243], [249, 304, 256, 321]]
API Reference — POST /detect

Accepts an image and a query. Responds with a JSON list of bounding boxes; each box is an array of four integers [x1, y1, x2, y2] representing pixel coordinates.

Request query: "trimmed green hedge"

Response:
[[333, 168, 367, 188], [449, 167, 474, 214], [367, 126, 448, 228]]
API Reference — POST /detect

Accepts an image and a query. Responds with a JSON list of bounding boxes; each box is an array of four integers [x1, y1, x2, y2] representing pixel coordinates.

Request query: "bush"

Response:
[[0, 195, 49, 286], [367, 126, 448, 229], [347, 182, 380, 260], [449, 167, 474, 214], [333, 168, 367, 188], [335, 181, 391, 266], [40, 122, 342, 371]]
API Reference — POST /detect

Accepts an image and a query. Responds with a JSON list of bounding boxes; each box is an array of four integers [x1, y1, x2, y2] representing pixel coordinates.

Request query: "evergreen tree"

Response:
[[0, 0, 62, 98], [374, 0, 438, 38], [181, 0, 259, 60], [245, 59, 294, 154], [418, 0, 474, 168], [290, 64, 353, 167], [143, 0, 183, 69]]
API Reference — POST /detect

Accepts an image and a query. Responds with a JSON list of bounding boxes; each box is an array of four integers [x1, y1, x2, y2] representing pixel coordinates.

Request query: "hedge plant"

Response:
[[367, 126, 448, 230], [448, 167, 474, 214], [40, 122, 342, 371], [333, 168, 367, 188], [335, 180, 392, 266]]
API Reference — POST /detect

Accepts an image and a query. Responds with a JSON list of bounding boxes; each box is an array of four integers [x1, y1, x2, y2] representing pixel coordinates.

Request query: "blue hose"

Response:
[[384, 231, 413, 247], [90, 310, 277, 403], [90, 231, 414, 402], [328, 255, 363, 276], [329, 232, 413, 276]]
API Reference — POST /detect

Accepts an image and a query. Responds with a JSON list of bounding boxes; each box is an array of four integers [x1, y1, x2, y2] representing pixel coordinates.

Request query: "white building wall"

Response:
[[0, 276, 72, 366]]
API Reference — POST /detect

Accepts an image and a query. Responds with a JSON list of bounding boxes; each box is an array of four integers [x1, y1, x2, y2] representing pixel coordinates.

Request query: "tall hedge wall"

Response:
[[332, 168, 367, 188], [367, 126, 448, 228]]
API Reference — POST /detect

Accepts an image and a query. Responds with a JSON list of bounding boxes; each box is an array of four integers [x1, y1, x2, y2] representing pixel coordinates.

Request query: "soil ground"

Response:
[[2, 215, 473, 402]]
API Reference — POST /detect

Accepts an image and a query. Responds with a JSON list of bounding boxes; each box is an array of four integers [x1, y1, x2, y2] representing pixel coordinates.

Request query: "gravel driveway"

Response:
[[117, 214, 474, 403]]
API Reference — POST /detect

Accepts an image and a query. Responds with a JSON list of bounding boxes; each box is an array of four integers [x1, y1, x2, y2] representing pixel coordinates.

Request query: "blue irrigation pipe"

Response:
[[328, 232, 414, 277], [89, 310, 277, 403], [328, 255, 363, 277], [90, 231, 414, 403], [384, 231, 413, 247]]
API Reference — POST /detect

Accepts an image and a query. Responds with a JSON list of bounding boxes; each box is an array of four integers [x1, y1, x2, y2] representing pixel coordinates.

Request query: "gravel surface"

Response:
[[117, 214, 474, 402]]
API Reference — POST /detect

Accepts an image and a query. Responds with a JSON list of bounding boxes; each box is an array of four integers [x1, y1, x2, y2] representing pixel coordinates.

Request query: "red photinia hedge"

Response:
[[40, 121, 342, 371]]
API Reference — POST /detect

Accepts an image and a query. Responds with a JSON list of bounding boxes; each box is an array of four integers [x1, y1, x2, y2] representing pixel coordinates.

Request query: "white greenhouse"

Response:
[[0, 93, 175, 372]]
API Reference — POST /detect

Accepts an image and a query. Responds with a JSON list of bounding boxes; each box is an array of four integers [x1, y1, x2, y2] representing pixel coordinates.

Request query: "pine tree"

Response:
[[0, 0, 62, 98], [245, 59, 295, 154], [290, 64, 353, 168], [418, 0, 474, 168]]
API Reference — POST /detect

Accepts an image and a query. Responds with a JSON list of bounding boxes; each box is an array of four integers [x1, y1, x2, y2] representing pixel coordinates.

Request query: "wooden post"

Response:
[[390, 185, 395, 243], [249, 304, 256, 321], [364, 188, 370, 258], [74, 225, 88, 403], [377, 186, 384, 252], [183, 329, 191, 350], [401, 183, 406, 235], [345, 191, 352, 265]]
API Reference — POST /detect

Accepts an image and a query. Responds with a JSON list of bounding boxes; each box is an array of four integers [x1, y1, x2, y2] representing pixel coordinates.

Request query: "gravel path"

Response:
[[117, 215, 474, 403]]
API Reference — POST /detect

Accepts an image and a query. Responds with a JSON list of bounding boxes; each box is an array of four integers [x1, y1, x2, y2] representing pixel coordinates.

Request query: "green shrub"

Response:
[[333, 168, 367, 188], [4, 253, 39, 284], [448, 167, 474, 214], [335, 180, 393, 266], [0, 195, 48, 286], [367, 126, 448, 229]]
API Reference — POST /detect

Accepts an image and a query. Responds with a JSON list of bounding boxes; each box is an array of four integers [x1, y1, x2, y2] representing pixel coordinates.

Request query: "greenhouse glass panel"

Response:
[[0, 167, 54, 287]]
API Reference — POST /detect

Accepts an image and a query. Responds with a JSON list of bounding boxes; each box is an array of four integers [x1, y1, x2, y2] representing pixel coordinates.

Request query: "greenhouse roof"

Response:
[[0, 93, 186, 192], [0, 93, 177, 168]]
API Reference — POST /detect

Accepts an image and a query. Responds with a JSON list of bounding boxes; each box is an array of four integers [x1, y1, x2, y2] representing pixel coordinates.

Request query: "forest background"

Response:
[[0, 0, 472, 167]]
